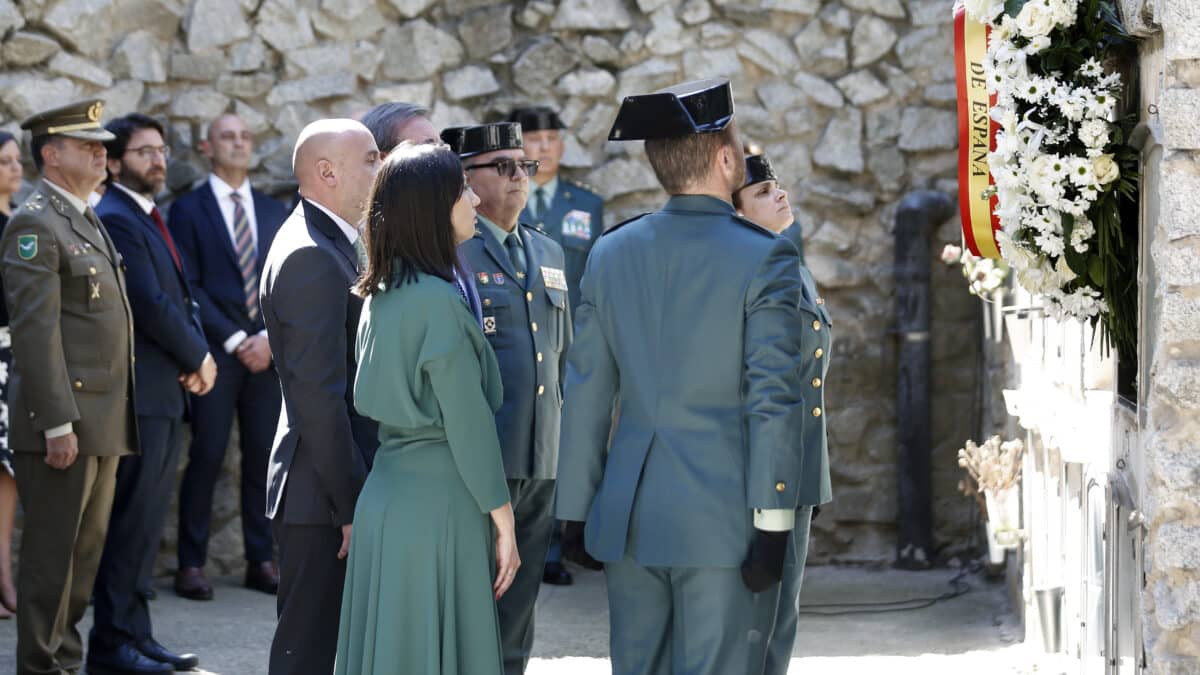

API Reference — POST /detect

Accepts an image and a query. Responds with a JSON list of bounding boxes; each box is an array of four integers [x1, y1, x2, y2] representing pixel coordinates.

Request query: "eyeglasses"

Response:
[[126, 145, 171, 161], [464, 158, 539, 179]]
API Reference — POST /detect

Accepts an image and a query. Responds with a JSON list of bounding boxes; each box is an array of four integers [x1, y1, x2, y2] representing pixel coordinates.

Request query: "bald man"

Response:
[[259, 119, 381, 675]]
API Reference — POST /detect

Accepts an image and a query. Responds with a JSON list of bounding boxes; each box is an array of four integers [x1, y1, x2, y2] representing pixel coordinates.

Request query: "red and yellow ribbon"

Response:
[[955, 1, 1001, 259]]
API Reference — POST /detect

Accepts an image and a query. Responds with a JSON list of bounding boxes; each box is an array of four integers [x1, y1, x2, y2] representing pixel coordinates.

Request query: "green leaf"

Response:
[[1005, 0, 1029, 18], [1088, 257, 1105, 286]]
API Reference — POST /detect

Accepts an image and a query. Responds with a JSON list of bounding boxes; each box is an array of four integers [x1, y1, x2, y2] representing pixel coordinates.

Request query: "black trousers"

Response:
[[178, 354, 279, 567], [268, 512, 346, 675], [91, 415, 184, 649], [498, 478, 556, 675]]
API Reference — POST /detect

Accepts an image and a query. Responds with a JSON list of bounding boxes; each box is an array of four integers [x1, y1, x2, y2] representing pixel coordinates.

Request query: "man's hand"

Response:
[[45, 432, 80, 470], [236, 335, 272, 373], [196, 353, 217, 394], [338, 524, 352, 560], [741, 529, 789, 592]]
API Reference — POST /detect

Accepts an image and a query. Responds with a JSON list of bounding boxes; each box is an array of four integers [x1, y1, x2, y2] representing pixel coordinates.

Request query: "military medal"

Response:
[[493, 273, 506, 285], [563, 210, 592, 240], [483, 316, 497, 335], [89, 281, 101, 300], [541, 266, 568, 291], [477, 272, 490, 285]]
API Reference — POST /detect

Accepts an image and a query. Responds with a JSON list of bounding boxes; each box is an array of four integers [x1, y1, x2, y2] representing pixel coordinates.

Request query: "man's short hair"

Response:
[[361, 102, 431, 155], [645, 126, 737, 195], [31, 134, 56, 173]]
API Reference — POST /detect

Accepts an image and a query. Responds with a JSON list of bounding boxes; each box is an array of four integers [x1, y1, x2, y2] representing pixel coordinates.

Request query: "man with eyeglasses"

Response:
[[442, 122, 571, 675], [89, 113, 212, 675], [0, 99, 136, 675], [167, 113, 288, 602]]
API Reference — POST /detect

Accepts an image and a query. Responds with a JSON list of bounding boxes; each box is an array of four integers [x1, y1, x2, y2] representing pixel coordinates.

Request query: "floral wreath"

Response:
[[964, 0, 1138, 355]]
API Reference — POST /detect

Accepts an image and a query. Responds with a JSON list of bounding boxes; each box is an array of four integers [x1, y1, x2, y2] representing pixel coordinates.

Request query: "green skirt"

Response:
[[334, 441, 504, 675]]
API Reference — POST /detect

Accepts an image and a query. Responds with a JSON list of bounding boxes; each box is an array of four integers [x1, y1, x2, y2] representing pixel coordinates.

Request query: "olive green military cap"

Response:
[[20, 99, 116, 142]]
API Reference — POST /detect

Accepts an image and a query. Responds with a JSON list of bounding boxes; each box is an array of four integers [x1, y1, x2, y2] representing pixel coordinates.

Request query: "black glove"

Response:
[[740, 529, 789, 592], [562, 520, 604, 571]]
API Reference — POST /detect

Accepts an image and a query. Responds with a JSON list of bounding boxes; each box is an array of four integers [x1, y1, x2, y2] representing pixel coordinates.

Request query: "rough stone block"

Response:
[[837, 70, 890, 105], [896, 26, 953, 70], [311, 4, 385, 41], [1155, 521, 1200, 571], [186, 0, 251, 52], [458, 6, 514, 60], [170, 50, 225, 82], [3, 32, 60, 66], [851, 15, 898, 67], [387, 0, 436, 19], [234, 100, 270, 135], [0, 0, 24, 33], [170, 90, 230, 121], [842, 0, 906, 19], [370, 82, 434, 108], [557, 69, 617, 97], [443, 65, 501, 100], [1153, 360, 1200, 408], [98, 80, 146, 118], [111, 31, 167, 84], [551, 0, 633, 30], [1, 76, 81, 119], [680, 0, 711, 25], [682, 48, 742, 83], [898, 106, 957, 151], [869, 145, 908, 193], [793, 72, 845, 109], [266, 74, 356, 107], [738, 29, 800, 75], [586, 158, 660, 198], [618, 57, 681, 98], [1161, 89, 1200, 150], [381, 20, 464, 82], [1153, 237, 1200, 286], [759, 0, 820, 14], [47, 51, 113, 88], [1161, 156, 1200, 240], [815, 107, 864, 173], [909, 0, 953, 26], [255, 0, 316, 52], [216, 73, 276, 99], [1164, 0, 1200, 60], [582, 36, 621, 64], [645, 8, 688, 56]]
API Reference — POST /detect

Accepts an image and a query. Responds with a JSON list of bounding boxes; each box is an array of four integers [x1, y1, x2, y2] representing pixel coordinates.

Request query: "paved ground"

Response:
[[0, 563, 1047, 674]]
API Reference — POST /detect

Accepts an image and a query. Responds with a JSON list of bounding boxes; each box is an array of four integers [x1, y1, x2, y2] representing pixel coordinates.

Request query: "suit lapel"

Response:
[[521, 225, 542, 291], [199, 182, 244, 277], [302, 200, 358, 275], [108, 187, 190, 286]]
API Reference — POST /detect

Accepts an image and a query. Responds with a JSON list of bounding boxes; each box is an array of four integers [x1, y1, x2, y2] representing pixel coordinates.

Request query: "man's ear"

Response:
[[198, 139, 212, 159], [316, 158, 336, 185]]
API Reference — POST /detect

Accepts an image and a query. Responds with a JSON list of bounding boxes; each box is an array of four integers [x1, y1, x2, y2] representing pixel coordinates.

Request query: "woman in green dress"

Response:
[[335, 143, 520, 675], [733, 152, 833, 675]]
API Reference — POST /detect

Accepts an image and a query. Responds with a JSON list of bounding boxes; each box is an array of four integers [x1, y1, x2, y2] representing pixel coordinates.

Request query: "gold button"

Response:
[[88, 266, 97, 275], [812, 377, 822, 388], [536, 352, 543, 362], [814, 348, 824, 358], [483, 298, 492, 307], [812, 320, 821, 331], [531, 322, 538, 332], [812, 407, 822, 417], [775, 482, 786, 493], [537, 385, 545, 396], [526, 292, 533, 302], [74, 380, 83, 390]]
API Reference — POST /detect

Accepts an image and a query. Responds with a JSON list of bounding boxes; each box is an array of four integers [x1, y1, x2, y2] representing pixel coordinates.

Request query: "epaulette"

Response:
[[523, 220, 547, 235], [731, 213, 777, 238], [603, 212, 649, 236], [21, 193, 45, 213], [563, 179, 602, 200]]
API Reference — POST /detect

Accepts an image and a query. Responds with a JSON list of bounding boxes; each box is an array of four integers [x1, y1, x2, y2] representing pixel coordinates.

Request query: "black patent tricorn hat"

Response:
[[608, 79, 734, 142], [744, 154, 778, 187], [440, 122, 523, 159], [507, 106, 565, 132], [21, 99, 116, 142]]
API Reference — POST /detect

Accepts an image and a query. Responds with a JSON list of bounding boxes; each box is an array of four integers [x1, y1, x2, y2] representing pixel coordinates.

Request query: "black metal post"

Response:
[[894, 190, 954, 569]]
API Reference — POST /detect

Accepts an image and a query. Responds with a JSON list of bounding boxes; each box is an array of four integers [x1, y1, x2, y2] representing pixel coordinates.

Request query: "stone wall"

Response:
[[0, 0, 980, 566], [1122, 0, 1200, 670]]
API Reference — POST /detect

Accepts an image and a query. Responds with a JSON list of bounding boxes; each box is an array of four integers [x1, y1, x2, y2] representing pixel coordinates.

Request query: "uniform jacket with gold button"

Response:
[[458, 220, 571, 480], [795, 265, 832, 506], [555, 194, 809, 567], [0, 180, 136, 456]]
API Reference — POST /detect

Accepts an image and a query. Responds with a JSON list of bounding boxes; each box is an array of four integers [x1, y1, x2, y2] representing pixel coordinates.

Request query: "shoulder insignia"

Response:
[[23, 193, 45, 212], [16, 234, 38, 260], [565, 179, 601, 198], [524, 220, 547, 234], [47, 193, 66, 213], [604, 212, 649, 236]]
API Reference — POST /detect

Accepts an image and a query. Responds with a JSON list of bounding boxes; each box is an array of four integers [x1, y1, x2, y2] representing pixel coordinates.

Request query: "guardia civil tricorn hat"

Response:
[[440, 123, 524, 159], [744, 154, 779, 187], [608, 79, 734, 142], [507, 106, 565, 132], [20, 99, 116, 142]]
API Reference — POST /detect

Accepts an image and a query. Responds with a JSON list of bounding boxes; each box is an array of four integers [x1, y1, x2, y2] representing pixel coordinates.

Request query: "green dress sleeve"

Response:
[[421, 298, 511, 514]]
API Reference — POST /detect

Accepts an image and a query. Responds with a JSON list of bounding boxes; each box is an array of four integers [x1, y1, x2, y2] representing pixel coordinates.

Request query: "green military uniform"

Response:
[[0, 101, 137, 675]]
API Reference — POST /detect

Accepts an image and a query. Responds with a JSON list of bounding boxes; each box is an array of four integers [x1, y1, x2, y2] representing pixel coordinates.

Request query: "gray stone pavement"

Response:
[[0, 564, 1045, 674]]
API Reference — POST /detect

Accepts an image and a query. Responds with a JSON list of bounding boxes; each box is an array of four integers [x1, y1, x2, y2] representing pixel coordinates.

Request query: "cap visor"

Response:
[[60, 128, 117, 142]]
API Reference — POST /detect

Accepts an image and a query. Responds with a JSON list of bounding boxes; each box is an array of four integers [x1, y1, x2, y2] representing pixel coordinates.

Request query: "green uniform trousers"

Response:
[[498, 478, 555, 675], [761, 506, 814, 675], [14, 454, 119, 675]]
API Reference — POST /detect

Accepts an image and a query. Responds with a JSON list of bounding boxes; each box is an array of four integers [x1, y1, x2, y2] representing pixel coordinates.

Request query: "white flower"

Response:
[[1053, 257, 1077, 284], [1068, 156, 1097, 188], [964, 0, 1004, 23], [1079, 57, 1103, 79], [994, 15, 1018, 41], [941, 244, 964, 265], [1069, 217, 1094, 253], [1092, 154, 1120, 185], [1015, 1, 1058, 38], [1034, 230, 1066, 257], [1023, 35, 1052, 55], [1077, 119, 1110, 149]]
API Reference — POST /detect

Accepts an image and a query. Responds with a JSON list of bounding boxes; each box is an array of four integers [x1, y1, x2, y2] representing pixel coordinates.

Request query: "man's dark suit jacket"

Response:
[[260, 200, 378, 526], [98, 187, 208, 418], [167, 181, 287, 350]]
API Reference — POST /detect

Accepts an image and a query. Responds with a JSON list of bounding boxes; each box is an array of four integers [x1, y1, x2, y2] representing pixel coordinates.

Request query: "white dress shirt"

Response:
[[208, 174, 269, 354], [111, 182, 155, 215], [305, 198, 359, 245]]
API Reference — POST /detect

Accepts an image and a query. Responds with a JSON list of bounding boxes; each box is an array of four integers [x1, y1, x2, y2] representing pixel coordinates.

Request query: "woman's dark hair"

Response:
[[354, 142, 465, 297], [0, 131, 17, 151]]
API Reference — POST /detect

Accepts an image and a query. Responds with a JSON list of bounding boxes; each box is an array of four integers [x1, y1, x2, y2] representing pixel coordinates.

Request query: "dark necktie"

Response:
[[150, 206, 182, 271], [533, 186, 548, 220], [504, 232, 526, 276], [230, 193, 259, 320]]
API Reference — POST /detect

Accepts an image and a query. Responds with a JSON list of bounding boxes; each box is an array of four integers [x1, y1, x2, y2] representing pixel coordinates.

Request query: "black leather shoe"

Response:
[[136, 637, 200, 670], [245, 561, 280, 595], [173, 567, 213, 601], [86, 642, 173, 674], [542, 561, 574, 586]]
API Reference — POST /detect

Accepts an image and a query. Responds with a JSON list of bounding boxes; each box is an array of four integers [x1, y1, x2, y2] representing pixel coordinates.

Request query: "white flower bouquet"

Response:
[[941, 243, 1010, 298], [963, 0, 1137, 353]]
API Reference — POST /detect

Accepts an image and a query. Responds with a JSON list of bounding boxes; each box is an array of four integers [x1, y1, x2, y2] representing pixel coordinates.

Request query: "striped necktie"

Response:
[[230, 192, 259, 320]]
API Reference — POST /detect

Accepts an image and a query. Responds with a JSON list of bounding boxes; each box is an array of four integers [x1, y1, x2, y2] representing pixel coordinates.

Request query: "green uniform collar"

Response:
[[477, 214, 522, 247], [662, 194, 736, 215]]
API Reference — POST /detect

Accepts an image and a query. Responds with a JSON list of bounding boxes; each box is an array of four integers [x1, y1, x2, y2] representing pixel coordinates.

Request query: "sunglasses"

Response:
[[465, 158, 539, 179]]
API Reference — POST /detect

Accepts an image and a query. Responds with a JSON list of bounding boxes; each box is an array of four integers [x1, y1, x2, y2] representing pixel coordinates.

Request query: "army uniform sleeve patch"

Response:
[[16, 234, 38, 261]]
